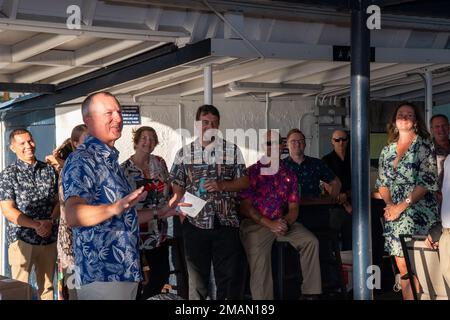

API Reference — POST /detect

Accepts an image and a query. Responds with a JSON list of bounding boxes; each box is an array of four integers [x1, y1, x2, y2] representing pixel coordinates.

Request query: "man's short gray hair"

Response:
[[81, 91, 120, 117]]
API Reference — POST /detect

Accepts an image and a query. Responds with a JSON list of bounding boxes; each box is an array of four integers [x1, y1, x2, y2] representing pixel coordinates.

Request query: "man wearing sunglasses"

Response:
[[322, 130, 352, 250]]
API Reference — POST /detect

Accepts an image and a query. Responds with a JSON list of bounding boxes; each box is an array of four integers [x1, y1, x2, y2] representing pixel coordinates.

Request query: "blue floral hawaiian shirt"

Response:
[[62, 135, 142, 286]]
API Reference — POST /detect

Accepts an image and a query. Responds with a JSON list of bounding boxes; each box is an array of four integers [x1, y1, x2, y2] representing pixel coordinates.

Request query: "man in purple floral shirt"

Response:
[[239, 130, 322, 300]]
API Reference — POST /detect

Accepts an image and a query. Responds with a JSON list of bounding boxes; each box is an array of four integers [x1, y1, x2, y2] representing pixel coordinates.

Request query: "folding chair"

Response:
[[399, 234, 450, 300]]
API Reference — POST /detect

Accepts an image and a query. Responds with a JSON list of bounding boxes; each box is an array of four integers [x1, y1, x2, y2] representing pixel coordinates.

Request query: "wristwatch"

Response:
[[405, 197, 412, 205]]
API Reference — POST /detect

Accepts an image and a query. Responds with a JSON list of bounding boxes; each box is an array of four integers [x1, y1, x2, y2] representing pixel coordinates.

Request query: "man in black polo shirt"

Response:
[[322, 129, 352, 250], [0, 128, 59, 300]]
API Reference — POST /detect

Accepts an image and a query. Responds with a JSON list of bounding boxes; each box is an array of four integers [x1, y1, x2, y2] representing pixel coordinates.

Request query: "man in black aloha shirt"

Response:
[[169, 104, 249, 300], [0, 128, 59, 300]]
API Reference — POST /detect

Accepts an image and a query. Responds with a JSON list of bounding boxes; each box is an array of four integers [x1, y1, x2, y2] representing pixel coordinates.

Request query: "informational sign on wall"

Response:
[[122, 105, 141, 125]]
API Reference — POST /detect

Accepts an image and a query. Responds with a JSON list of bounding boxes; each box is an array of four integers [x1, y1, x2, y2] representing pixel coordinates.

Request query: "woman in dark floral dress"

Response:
[[121, 126, 176, 299], [376, 102, 439, 300]]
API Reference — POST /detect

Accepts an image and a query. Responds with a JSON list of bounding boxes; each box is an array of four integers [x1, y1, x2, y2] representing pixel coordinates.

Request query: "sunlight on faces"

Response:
[[135, 130, 158, 155], [73, 132, 88, 149], [331, 130, 348, 153], [195, 113, 220, 145], [84, 94, 123, 147], [395, 105, 416, 132], [10, 133, 36, 164], [287, 132, 306, 158], [431, 116, 450, 143]]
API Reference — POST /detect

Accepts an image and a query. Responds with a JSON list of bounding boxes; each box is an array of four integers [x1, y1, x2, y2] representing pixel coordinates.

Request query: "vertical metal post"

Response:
[[351, 0, 373, 300], [424, 70, 433, 131], [204, 64, 216, 299], [265, 92, 270, 130], [204, 65, 213, 105]]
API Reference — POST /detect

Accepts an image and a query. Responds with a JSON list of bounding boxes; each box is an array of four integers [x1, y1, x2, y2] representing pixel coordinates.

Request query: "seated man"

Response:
[[322, 129, 352, 250], [239, 130, 321, 300], [282, 128, 344, 293], [282, 128, 341, 231]]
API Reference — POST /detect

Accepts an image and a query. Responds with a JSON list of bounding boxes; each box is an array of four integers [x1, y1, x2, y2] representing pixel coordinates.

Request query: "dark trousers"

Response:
[[340, 212, 353, 251], [138, 244, 170, 300], [182, 219, 243, 300]]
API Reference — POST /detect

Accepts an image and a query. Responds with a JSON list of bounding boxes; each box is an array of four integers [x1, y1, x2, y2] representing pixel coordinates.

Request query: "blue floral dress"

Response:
[[376, 136, 439, 257]]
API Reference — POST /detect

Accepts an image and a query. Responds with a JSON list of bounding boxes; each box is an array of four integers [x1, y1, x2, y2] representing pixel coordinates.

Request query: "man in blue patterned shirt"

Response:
[[0, 128, 59, 300], [62, 92, 148, 300]]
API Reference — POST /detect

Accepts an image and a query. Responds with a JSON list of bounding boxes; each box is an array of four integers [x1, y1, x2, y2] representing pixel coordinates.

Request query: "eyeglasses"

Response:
[[333, 137, 348, 142], [288, 139, 305, 145]]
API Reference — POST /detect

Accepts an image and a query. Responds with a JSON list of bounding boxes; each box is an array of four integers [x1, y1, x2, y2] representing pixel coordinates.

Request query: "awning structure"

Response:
[[0, 0, 448, 118], [0, 0, 449, 300]]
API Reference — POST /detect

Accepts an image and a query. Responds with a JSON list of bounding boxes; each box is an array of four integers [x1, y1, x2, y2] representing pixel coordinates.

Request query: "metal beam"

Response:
[[12, 34, 77, 62], [371, 73, 450, 98], [0, 82, 55, 93], [13, 65, 71, 83], [22, 50, 76, 67], [178, 59, 299, 96], [0, 39, 212, 117], [126, 57, 245, 97], [376, 47, 450, 64], [74, 40, 141, 66], [43, 42, 163, 84], [15, 38, 143, 83], [302, 63, 438, 98], [209, 39, 450, 63], [106, 0, 450, 32], [225, 61, 336, 98], [0, 17, 189, 42], [393, 79, 450, 101], [228, 81, 323, 94], [130, 70, 204, 97]]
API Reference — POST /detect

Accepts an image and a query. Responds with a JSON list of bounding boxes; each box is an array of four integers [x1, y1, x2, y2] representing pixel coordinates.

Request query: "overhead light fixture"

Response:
[[228, 81, 323, 93]]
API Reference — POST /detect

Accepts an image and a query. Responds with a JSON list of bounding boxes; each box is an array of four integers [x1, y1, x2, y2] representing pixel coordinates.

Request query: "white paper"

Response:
[[179, 192, 207, 218]]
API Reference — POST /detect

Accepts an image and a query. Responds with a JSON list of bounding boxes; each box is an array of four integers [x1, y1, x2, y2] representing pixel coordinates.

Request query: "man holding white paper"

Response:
[[169, 104, 249, 300]]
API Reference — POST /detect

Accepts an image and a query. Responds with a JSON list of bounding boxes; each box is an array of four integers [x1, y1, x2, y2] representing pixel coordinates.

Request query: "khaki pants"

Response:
[[8, 240, 57, 300], [240, 219, 322, 299], [439, 228, 450, 288], [76, 281, 139, 300]]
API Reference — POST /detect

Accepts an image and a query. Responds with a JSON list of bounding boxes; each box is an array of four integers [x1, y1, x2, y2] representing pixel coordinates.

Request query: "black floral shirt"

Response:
[[283, 156, 335, 198], [169, 138, 247, 229], [0, 159, 58, 245]]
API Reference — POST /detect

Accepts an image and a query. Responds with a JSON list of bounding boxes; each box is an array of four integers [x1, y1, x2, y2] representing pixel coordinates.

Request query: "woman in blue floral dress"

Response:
[[376, 102, 439, 300]]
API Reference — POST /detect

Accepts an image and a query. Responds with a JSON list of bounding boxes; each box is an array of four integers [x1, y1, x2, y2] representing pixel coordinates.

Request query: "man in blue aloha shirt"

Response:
[[62, 92, 148, 300]]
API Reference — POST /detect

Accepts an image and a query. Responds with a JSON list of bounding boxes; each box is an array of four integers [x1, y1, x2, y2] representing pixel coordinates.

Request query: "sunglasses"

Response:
[[333, 137, 348, 142]]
